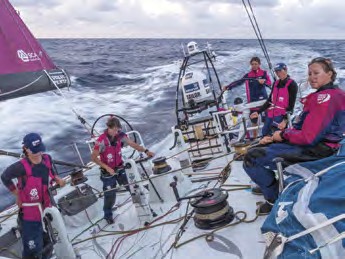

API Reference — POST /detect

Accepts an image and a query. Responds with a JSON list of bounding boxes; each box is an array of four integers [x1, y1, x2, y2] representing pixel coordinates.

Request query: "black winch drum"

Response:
[[190, 188, 234, 230], [191, 158, 210, 171], [70, 168, 88, 185], [152, 156, 172, 174]]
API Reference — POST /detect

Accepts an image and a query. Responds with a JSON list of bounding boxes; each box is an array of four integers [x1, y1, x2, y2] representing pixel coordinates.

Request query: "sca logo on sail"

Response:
[[17, 49, 41, 62]]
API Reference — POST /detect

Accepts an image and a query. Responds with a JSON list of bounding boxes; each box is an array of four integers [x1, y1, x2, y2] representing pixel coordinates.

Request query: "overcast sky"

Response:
[[10, 0, 345, 39]]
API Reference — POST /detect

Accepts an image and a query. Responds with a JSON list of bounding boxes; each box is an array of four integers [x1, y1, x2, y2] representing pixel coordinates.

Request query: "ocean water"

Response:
[[1, 38, 345, 210]]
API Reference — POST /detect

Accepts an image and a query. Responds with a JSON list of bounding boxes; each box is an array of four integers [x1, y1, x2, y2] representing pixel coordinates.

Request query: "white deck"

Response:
[[0, 141, 269, 259]]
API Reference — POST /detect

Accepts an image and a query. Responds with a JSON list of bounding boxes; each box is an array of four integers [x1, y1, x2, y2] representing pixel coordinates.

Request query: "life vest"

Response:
[[98, 132, 126, 168], [245, 69, 269, 103], [18, 154, 55, 222], [267, 79, 292, 118]]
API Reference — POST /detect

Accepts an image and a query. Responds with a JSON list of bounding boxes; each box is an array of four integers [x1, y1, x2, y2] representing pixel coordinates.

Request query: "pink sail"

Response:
[[0, 0, 55, 74], [0, 0, 70, 101]]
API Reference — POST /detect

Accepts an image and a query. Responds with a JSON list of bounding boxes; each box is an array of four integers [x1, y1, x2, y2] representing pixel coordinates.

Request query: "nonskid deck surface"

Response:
[[68, 158, 267, 258], [0, 153, 268, 259]]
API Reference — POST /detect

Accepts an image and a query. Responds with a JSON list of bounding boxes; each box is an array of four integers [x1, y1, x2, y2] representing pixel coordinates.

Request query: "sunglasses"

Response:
[[309, 57, 334, 71]]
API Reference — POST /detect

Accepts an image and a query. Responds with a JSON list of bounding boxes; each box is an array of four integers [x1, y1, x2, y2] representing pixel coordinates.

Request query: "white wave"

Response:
[[335, 68, 345, 80], [113, 72, 151, 80], [145, 63, 179, 73]]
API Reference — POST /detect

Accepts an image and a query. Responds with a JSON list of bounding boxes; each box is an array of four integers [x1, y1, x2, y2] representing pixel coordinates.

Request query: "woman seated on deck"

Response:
[[243, 57, 345, 215]]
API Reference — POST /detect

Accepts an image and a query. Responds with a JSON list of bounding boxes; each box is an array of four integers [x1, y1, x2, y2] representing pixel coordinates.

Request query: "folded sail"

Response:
[[0, 0, 70, 101]]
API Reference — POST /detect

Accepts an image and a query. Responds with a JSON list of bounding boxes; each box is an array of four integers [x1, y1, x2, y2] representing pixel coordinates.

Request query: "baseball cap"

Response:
[[22, 133, 46, 154], [274, 63, 287, 71]]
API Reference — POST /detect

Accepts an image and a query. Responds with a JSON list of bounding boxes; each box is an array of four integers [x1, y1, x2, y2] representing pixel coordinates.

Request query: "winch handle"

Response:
[[169, 132, 179, 150], [177, 107, 188, 112], [134, 156, 151, 164], [49, 184, 61, 192], [48, 184, 61, 208], [180, 190, 215, 201]]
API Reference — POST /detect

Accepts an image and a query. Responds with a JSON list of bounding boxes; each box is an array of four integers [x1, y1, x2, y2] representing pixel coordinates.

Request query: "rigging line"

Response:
[[110, 205, 181, 259], [0, 210, 18, 223], [247, 0, 273, 69], [47, 147, 233, 210], [172, 210, 259, 250], [241, 0, 276, 80], [0, 75, 44, 97], [43, 70, 93, 134], [118, 230, 147, 259], [241, 0, 266, 57], [297, 79, 308, 100], [72, 217, 184, 246], [57, 151, 234, 206], [91, 237, 106, 258], [245, 2, 268, 64], [71, 198, 132, 242], [105, 204, 180, 258]]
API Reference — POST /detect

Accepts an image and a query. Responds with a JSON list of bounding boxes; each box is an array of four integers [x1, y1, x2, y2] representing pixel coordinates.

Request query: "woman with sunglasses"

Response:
[[242, 57, 345, 215], [91, 117, 154, 224]]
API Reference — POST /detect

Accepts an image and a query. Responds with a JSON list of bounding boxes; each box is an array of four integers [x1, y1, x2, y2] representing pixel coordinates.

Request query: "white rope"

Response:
[[43, 70, 93, 134], [44, 70, 80, 118], [0, 75, 43, 97]]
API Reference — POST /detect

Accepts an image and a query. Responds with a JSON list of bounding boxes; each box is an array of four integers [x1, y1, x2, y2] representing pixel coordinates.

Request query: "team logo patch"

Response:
[[32, 139, 41, 146], [30, 188, 39, 201], [28, 240, 36, 250], [107, 153, 114, 163], [17, 49, 40, 62], [317, 93, 331, 104]]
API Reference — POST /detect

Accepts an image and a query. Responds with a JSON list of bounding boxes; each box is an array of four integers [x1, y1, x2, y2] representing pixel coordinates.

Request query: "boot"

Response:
[[251, 185, 263, 195], [257, 200, 274, 216]]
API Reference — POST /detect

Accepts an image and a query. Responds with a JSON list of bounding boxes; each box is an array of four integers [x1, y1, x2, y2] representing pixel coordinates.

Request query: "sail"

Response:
[[0, 0, 70, 101], [262, 151, 345, 258]]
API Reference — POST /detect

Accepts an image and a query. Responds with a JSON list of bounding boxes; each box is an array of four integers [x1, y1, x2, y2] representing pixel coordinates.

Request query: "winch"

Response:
[[232, 140, 252, 155], [191, 158, 210, 171], [152, 156, 172, 174], [190, 188, 234, 230], [70, 168, 88, 186]]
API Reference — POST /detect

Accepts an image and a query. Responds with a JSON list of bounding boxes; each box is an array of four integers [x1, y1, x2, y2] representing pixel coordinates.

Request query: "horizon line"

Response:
[[37, 37, 345, 41]]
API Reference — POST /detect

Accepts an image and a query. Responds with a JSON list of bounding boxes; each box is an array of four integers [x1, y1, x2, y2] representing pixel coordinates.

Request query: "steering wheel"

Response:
[[90, 113, 137, 159]]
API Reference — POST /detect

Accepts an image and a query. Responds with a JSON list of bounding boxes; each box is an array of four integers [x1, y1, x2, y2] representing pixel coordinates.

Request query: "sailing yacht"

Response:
[[1, 0, 345, 258], [0, 0, 70, 101]]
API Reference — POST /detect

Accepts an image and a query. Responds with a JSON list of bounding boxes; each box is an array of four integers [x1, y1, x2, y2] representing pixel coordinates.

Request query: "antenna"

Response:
[[181, 43, 186, 57]]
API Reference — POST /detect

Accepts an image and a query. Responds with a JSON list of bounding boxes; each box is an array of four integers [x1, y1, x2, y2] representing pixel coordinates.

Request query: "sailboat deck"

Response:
[[0, 148, 268, 259]]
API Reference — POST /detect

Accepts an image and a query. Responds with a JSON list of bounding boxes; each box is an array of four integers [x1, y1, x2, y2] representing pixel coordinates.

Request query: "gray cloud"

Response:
[[11, 0, 60, 7], [176, 0, 279, 7], [9, 0, 344, 39]]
